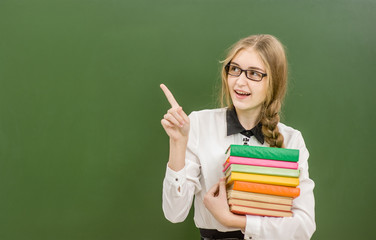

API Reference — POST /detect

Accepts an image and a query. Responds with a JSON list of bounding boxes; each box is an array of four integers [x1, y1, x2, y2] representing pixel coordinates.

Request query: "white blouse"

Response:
[[162, 108, 316, 240]]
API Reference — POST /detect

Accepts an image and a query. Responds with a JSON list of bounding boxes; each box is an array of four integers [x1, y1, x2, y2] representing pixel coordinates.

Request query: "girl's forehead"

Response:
[[232, 48, 265, 70]]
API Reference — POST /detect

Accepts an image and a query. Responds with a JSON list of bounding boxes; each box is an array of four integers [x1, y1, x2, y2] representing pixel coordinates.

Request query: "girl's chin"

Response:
[[232, 100, 250, 108], [232, 102, 263, 113]]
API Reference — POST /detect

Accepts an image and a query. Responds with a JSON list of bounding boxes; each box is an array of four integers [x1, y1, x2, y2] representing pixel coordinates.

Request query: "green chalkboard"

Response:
[[0, 0, 375, 239]]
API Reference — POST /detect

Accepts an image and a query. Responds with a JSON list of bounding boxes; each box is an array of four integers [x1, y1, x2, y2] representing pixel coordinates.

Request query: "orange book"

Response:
[[226, 171, 299, 187], [227, 180, 300, 198]]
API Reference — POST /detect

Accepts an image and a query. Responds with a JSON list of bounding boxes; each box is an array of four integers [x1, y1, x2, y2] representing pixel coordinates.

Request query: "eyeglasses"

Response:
[[225, 63, 267, 82]]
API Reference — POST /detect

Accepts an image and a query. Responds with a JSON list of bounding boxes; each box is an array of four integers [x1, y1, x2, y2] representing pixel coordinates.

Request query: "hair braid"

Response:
[[260, 100, 284, 148]]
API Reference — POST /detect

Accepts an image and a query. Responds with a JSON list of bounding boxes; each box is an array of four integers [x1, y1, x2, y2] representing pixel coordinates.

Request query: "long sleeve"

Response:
[[243, 131, 316, 240], [162, 112, 202, 223]]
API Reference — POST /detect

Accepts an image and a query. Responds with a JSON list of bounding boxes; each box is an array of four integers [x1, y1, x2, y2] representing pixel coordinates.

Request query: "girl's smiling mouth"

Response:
[[234, 89, 251, 97]]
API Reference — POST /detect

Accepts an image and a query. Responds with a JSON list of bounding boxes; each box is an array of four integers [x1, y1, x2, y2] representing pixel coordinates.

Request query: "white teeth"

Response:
[[235, 90, 250, 96]]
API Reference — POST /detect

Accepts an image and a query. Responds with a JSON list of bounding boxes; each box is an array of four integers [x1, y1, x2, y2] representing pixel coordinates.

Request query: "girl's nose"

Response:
[[235, 72, 248, 86]]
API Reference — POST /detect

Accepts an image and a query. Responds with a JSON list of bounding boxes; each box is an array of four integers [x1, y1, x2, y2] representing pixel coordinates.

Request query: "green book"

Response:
[[225, 145, 299, 162], [225, 164, 300, 178]]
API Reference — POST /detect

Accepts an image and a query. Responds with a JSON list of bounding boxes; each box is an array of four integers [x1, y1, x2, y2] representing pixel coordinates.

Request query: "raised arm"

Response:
[[160, 84, 190, 171]]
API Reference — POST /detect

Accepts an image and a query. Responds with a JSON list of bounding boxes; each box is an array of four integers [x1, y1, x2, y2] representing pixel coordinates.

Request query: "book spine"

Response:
[[229, 205, 293, 217], [227, 172, 299, 187], [223, 156, 299, 171], [229, 145, 299, 162], [226, 164, 300, 178], [227, 190, 293, 205], [232, 181, 300, 198], [228, 198, 292, 211]]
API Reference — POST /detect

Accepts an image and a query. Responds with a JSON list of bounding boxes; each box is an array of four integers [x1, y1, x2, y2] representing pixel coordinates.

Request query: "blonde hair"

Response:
[[220, 34, 288, 148]]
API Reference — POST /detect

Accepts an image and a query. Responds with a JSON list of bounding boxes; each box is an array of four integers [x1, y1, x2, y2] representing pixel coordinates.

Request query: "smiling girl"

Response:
[[160, 34, 316, 240]]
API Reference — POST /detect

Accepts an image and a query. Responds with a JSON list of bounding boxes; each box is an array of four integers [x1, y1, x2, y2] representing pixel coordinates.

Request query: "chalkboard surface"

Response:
[[0, 0, 375, 239]]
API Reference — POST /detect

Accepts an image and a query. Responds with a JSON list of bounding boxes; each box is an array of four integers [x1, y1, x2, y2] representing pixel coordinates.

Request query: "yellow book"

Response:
[[226, 171, 299, 187]]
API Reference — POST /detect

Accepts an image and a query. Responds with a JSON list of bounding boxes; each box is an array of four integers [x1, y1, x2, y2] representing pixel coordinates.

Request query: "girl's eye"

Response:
[[245, 70, 264, 81], [230, 66, 240, 73], [250, 70, 261, 77]]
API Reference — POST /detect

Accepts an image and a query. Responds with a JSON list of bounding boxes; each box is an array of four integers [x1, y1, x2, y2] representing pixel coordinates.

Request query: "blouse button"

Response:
[[175, 178, 178, 181]]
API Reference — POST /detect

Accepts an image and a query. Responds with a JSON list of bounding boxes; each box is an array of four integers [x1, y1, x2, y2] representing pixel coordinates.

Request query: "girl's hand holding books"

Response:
[[204, 178, 246, 230]]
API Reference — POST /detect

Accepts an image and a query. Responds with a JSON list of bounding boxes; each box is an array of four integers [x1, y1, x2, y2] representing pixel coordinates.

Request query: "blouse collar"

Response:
[[226, 107, 264, 144]]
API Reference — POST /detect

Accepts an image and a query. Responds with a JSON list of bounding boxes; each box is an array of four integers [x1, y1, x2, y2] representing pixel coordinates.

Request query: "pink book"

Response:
[[223, 156, 299, 172]]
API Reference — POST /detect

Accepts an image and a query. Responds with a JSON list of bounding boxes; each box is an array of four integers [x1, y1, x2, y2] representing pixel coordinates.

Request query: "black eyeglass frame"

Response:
[[225, 63, 267, 82]]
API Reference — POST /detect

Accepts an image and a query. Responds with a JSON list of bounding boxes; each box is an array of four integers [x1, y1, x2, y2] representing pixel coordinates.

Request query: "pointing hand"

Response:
[[160, 84, 190, 142]]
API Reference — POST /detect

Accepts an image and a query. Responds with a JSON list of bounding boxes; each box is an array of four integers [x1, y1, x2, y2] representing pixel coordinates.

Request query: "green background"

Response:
[[0, 0, 375, 239]]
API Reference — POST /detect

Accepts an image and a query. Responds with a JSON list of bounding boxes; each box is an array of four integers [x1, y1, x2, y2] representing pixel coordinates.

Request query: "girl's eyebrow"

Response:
[[230, 61, 265, 72]]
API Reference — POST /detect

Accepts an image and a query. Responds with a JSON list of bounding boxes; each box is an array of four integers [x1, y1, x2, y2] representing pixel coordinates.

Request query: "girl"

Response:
[[160, 34, 316, 240]]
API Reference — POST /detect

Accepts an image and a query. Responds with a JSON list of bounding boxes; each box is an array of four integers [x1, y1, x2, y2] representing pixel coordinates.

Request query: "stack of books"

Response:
[[224, 144, 300, 217]]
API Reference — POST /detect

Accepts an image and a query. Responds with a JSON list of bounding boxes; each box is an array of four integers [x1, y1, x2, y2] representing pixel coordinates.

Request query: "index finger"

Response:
[[160, 84, 180, 107]]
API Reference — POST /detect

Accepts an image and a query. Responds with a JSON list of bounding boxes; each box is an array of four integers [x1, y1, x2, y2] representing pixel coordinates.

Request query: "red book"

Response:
[[223, 156, 299, 171]]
